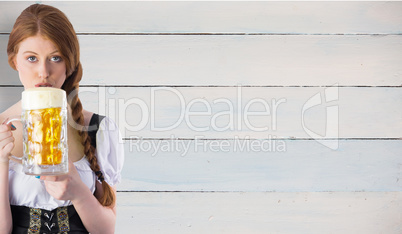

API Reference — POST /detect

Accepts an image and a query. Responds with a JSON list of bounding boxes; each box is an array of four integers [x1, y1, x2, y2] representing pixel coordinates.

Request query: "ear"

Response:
[[13, 58, 19, 71]]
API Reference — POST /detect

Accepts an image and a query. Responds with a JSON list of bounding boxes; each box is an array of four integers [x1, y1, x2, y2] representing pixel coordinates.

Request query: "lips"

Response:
[[35, 83, 52, 87]]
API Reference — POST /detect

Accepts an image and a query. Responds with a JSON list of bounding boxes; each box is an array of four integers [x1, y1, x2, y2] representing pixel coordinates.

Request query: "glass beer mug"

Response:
[[6, 87, 68, 175]]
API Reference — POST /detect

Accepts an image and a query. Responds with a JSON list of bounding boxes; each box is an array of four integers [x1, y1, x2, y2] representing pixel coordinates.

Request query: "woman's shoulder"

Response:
[[82, 109, 94, 127], [0, 102, 21, 124]]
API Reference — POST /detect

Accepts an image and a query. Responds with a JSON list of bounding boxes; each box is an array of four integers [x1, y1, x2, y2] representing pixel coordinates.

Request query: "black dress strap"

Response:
[[87, 113, 105, 149]]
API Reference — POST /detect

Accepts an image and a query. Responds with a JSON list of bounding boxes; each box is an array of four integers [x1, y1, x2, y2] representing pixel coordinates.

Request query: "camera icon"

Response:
[[302, 84, 339, 150]]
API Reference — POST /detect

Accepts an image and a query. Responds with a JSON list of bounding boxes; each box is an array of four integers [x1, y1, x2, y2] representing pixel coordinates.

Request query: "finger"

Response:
[[40, 175, 59, 182], [9, 123, 16, 131], [0, 136, 14, 152], [0, 142, 14, 159], [0, 129, 12, 137], [3, 142, 14, 153], [0, 123, 15, 132], [1, 117, 16, 129], [0, 131, 13, 145], [0, 125, 9, 132]]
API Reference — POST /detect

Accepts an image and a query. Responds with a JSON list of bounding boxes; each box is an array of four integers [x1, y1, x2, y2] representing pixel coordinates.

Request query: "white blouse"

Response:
[[8, 116, 124, 211]]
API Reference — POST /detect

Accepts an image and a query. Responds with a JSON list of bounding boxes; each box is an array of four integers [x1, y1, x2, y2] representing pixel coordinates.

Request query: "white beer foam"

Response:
[[22, 87, 66, 110]]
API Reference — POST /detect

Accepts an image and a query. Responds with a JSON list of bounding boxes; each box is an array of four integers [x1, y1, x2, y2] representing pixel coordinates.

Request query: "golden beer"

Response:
[[20, 87, 68, 175], [26, 107, 63, 165]]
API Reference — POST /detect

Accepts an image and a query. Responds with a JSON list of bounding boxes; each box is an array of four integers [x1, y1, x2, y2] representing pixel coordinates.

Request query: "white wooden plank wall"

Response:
[[0, 1, 401, 233]]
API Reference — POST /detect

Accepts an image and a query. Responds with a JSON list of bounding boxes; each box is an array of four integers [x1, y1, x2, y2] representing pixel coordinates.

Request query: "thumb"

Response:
[[0, 142, 14, 160]]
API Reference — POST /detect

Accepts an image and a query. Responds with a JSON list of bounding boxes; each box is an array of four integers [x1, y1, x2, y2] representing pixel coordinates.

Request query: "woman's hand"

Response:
[[40, 159, 88, 201], [0, 123, 16, 163], [0, 123, 14, 234]]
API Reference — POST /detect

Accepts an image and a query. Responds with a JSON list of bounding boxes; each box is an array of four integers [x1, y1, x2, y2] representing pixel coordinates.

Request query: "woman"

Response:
[[0, 4, 124, 233]]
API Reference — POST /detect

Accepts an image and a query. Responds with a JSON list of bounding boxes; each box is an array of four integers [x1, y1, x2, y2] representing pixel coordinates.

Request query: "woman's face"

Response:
[[14, 35, 67, 89]]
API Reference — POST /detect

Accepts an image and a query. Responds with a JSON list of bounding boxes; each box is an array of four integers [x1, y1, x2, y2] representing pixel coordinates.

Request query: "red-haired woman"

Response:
[[0, 4, 124, 233]]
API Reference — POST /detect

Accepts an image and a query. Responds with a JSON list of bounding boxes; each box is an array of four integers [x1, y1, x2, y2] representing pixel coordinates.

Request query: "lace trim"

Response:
[[57, 206, 70, 233], [28, 206, 70, 233], [28, 208, 41, 234]]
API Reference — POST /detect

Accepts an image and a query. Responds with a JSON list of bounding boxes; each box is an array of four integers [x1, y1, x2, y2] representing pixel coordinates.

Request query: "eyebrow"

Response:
[[23, 50, 59, 55]]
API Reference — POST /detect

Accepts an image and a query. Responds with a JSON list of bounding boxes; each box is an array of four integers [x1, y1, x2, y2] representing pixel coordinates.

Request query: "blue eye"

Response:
[[27, 56, 37, 62], [51, 56, 62, 62]]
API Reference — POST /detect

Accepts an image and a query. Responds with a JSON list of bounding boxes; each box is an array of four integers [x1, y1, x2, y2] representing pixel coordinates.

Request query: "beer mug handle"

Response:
[[3, 116, 22, 126], [2, 116, 23, 163]]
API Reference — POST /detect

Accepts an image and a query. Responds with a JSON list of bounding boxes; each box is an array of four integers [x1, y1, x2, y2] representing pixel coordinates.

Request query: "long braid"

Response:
[[63, 63, 115, 207]]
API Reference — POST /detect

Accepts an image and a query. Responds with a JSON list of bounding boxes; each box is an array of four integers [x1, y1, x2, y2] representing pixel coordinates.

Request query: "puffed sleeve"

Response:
[[95, 116, 124, 186]]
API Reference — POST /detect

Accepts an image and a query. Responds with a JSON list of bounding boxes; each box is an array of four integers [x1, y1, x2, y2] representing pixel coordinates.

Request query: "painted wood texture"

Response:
[[0, 1, 401, 233], [1, 2, 402, 34], [1, 35, 402, 86], [118, 140, 402, 192], [116, 192, 402, 234]]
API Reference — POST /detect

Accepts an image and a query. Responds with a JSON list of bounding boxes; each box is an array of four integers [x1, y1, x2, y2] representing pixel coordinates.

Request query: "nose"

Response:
[[38, 61, 50, 79]]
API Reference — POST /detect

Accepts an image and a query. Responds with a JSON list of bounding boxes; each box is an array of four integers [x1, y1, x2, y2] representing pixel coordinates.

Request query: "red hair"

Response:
[[7, 4, 115, 207]]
